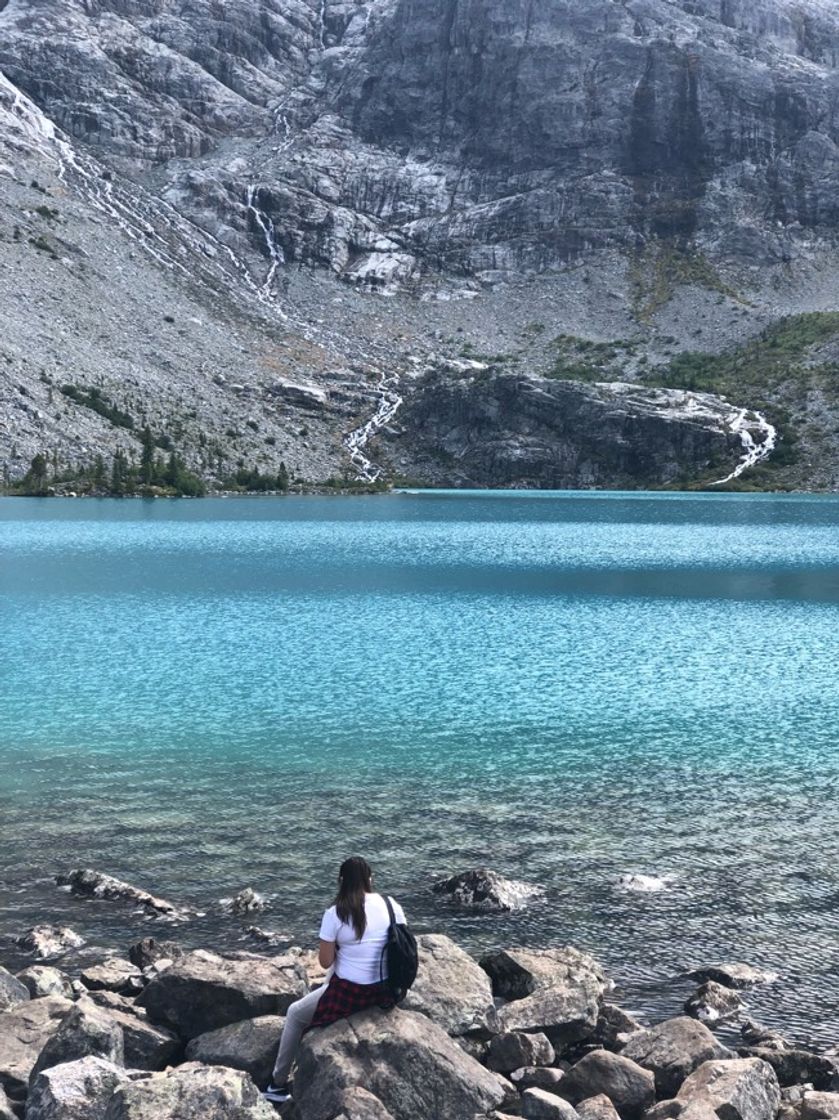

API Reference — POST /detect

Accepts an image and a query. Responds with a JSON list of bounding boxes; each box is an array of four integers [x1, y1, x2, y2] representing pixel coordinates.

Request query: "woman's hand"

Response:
[[318, 939, 336, 969]]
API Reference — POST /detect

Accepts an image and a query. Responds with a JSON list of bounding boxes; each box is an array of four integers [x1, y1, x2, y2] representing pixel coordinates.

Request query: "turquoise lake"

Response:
[[1, 491, 838, 1044]]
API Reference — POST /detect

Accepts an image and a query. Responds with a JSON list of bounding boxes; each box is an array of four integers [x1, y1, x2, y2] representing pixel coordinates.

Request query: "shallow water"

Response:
[[1, 492, 838, 1045]]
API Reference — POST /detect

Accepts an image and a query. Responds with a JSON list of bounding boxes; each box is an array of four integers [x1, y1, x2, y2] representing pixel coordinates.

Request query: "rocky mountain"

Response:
[[2, 0, 839, 491]]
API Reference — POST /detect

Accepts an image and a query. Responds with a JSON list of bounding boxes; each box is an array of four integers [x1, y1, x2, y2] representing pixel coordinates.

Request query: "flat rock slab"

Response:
[[401, 933, 496, 1037], [185, 1014, 284, 1086], [495, 973, 603, 1050], [135, 950, 307, 1038], [294, 1006, 507, 1120], [622, 1017, 731, 1099], [102, 1062, 275, 1120], [27, 1056, 129, 1120], [481, 946, 609, 1002], [0, 995, 73, 1099]]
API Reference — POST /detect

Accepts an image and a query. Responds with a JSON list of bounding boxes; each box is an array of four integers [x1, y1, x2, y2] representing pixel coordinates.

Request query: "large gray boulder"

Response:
[[0, 996, 74, 1100], [401, 934, 496, 1037], [559, 1050, 655, 1120], [0, 1087, 15, 1120], [184, 1014, 284, 1087], [487, 1031, 555, 1074], [577, 1094, 623, 1120], [433, 868, 545, 912], [800, 1092, 839, 1120], [0, 967, 30, 1012], [662, 1058, 781, 1120], [737, 1048, 839, 1093], [523, 1088, 581, 1120], [511, 1067, 566, 1093], [684, 965, 775, 991], [328, 1087, 396, 1120], [85, 991, 180, 1070], [481, 947, 608, 1002], [135, 950, 307, 1038], [26, 1056, 129, 1120], [127, 939, 184, 972], [684, 983, 743, 1023], [102, 1062, 275, 1120], [495, 977, 603, 1050], [81, 960, 143, 996], [16, 967, 74, 1001], [593, 1005, 644, 1051], [56, 869, 187, 920], [622, 1017, 732, 1099], [30, 998, 124, 1084], [294, 1007, 507, 1120]]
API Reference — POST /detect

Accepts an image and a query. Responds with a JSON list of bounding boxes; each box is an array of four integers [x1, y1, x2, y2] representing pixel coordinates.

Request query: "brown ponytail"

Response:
[[335, 856, 373, 939]]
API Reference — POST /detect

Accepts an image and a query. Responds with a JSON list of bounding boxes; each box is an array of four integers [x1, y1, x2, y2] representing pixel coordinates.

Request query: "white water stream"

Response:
[[245, 185, 285, 298], [710, 407, 777, 486], [345, 371, 403, 481]]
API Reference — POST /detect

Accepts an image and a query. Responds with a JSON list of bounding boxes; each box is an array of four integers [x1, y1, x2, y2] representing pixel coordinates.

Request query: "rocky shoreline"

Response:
[[1, 869, 837, 1120]]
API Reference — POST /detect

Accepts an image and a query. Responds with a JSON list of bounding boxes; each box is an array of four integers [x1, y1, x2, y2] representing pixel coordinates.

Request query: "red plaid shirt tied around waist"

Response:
[[307, 976, 395, 1031]]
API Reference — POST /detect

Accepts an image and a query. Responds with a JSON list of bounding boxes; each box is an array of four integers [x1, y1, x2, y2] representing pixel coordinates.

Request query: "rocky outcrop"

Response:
[[523, 1088, 581, 1120], [294, 1007, 508, 1120], [102, 1062, 276, 1120], [80, 960, 143, 996], [653, 1058, 781, 1120], [0, 995, 73, 1100], [433, 868, 545, 913], [329, 1087, 397, 1120], [621, 1017, 731, 1099], [55, 869, 186, 920], [224, 888, 267, 915], [13, 927, 85, 960], [559, 1051, 656, 1120], [15, 967, 74, 1001], [487, 1032, 555, 1075], [685, 964, 776, 990], [29, 999, 124, 1084], [85, 991, 181, 1070], [0, 967, 29, 1013], [685, 981, 744, 1023], [401, 933, 496, 1037], [26, 1056, 129, 1120], [184, 1014, 284, 1087], [135, 950, 307, 1038], [481, 947, 608, 1003]]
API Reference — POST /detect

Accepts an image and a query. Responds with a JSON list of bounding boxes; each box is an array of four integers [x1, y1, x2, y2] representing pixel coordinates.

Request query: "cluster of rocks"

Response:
[[2, 914, 838, 1120]]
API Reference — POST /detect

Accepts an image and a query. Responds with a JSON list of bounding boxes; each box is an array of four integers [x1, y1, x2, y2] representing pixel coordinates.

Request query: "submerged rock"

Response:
[[401, 933, 496, 1037], [102, 1062, 275, 1120], [56, 869, 187, 920], [224, 888, 267, 915], [621, 1016, 731, 1099], [135, 949, 307, 1038], [14, 926, 85, 959], [685, 964, 777, 990], [184, 1014, 284, 1087], [685, 981, 744, 1023], [433, 868, 545, 912], [26, 1056, 128, 1120], [294, 1007, 507, 1120]]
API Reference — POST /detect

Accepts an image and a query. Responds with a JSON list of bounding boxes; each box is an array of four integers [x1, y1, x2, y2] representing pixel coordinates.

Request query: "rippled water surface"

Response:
[[1, 492, 838, 1044]]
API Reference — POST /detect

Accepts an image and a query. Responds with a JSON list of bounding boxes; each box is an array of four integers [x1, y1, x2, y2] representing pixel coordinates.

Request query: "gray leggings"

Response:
[[272, 982, 328, 1083]]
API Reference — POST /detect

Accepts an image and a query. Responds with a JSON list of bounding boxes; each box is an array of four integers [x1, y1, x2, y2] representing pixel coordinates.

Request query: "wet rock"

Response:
[[0, 995, 73, 1100], [243, 927, 288, 948], [622, 1017, 732, 1099], [401, 934, 496, 1037], [433, 868, 545, 912], [323, 1086, 396, 1120], [660, 1057, 781, 1120], [26, 1056, 129, 1120], [481, 947, 608, 1003], [684, 964, 776, 990], [102, 1062, 275, 1120], [14, 926, 85, 960], [294, 1006, 507, 1120], [523, 1088, 581, 1120], [30, 998, 124, 1083], [739, 1020, 789, 1052], [225, 888, 267, 915], [495, 972, 603, 1051], [559, 1051, 655, 1120], [0, 966, 29, 1012], [56, 869, 186, 920], [127, 939, 184, 972], [135, 949, 307, 1038], [85, 990, 181, 1070], [15, 967, 74, 1001], [736, 1049, 839, 1093], [487, 1032, 555, 1074], [577, 1094, 623, 1120], [685, 981, 744, 1023], [511, 1067, 567, 1093], [81, 959, 144, 996], [184, 1013, 284, 1087], [592, 1005, 644, 1051]]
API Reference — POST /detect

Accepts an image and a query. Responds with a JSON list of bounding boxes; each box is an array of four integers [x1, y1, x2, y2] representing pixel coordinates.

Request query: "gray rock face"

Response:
[[26, 1056, 129, 1120], [0, 996, 74, 1100], [401, 934, 496, 1037], [0, 1087, 14, 1120], [13, 927, 85, 960], [81, 960, 144, 996], [487, 1032, 556, 1075], [294, 1006, 506, 1120], [512, 1067, 567, 1093], [135, 950, 307, 1038], [15, 967, 74, 1001], [433, 868, 545, 913], [577, 1094, 623, 1120], [0, 966, 29, 1012], [523, 1088, 581, 1120], [127, 939, 184, 972], [622, 1017, 731, 1099], [225, 888, 267, 915], [55, 869, 186, 920], [85, 990, 181, 1070], [102, 1062, 276, 1120], [559, 1051, 656, 1120], [329, 1087, 397, 1120], [593, 1005, 645, 1051], [800, 1092, 839, 1120], [737, 1048, 839, 1092], [496, 980, 603, 1052], [685, 981, 744, 1023], [481, 947, 608, 1003], [30, 998, 124, 1084], [184, 1014, 284, 1087], [684, 964, 775, 990], [664, 1058, 782, 1120]]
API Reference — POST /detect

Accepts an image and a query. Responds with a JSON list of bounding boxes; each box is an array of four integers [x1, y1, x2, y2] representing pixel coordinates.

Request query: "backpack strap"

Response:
[[383, 895, 396, 927], [380, 895, 396, 987]]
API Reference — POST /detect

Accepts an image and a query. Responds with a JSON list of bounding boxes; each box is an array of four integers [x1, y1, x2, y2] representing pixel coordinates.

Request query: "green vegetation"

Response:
[[629, 241, 743, 320], [546, 335, 639, 382], [61, 384, 135, 431], [225, 462, 289, 492]]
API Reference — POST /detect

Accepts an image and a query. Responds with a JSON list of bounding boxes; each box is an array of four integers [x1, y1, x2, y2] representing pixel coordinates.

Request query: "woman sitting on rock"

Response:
[[264, 855, 406, 1104]]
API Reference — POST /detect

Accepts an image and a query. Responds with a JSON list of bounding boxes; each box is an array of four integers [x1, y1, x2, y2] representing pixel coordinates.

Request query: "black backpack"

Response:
[[380, 895, 418, 1002]]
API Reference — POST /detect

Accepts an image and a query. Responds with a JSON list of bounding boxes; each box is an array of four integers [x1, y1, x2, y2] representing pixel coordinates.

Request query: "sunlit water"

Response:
[[1, 492, 838, 1046]]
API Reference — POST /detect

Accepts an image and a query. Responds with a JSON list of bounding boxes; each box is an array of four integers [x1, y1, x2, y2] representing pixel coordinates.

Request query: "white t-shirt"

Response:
[[319, 892, 406, 986]]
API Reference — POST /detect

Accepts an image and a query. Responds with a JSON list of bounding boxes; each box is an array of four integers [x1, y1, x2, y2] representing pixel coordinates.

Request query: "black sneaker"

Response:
[[263, 1083, 292, 1103]]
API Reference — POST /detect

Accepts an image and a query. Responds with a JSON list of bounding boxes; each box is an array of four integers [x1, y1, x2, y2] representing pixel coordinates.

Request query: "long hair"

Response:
[[335, 856, 373, 939]]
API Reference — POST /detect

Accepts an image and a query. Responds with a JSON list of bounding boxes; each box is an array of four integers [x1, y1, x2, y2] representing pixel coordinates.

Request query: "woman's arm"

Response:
[[318, 939, 336, 969]]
